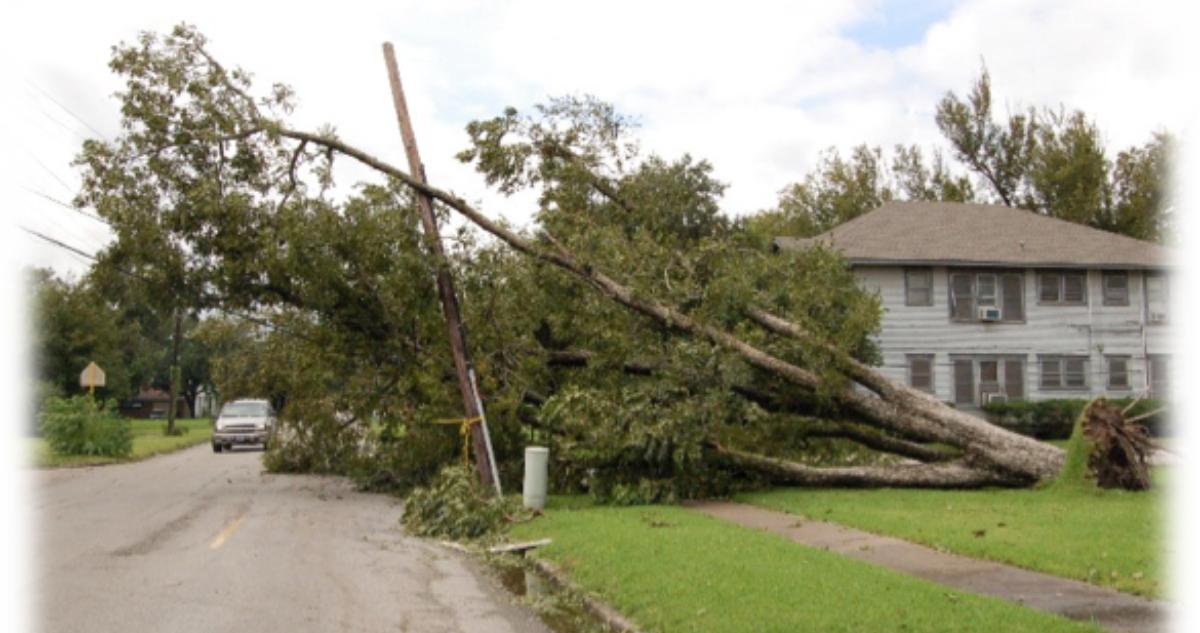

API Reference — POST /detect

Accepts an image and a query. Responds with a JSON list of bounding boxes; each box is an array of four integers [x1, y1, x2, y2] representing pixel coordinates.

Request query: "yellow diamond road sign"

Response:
[[79, 362, 106, 389]]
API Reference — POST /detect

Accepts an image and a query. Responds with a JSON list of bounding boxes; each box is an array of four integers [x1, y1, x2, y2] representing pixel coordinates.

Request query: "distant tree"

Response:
[[935, 66, 1174, 243], [87, 264, 214, 418], [763, 66, 1174, 244], [29, 268, 132, 404], [747, 144, 972, 241]]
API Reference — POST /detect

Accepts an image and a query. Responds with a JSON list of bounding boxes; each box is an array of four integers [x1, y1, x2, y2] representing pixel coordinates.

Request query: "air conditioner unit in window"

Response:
[[984, 393, 1008, 405], [977, 306, 1002, 321], [1148, 312, 1167, 324]]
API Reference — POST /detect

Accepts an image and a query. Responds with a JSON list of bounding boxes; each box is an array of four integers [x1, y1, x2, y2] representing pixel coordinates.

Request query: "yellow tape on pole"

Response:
[[429, 417, 482, 467]]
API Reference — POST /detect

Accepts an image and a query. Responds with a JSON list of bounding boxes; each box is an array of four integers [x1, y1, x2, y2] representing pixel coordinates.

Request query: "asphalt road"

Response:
[[30, 445, 551, 633]]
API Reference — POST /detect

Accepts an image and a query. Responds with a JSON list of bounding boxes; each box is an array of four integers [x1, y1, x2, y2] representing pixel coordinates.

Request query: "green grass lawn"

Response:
[[509, 500, 1105, 633], [29, 417, 214, 468], [739, 473, 1168, 599]]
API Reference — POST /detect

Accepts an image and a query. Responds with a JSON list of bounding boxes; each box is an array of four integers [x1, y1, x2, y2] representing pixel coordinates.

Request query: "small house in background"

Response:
[[118, 388, 192, 420], [194, 387, 219, 418], [774, 201, 1174, 411]]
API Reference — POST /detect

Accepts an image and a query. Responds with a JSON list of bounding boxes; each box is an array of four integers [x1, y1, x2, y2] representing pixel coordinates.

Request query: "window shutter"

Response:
[[1063, 275, 1085, 303], [1001, 274, 1023, 321], [1039, 274, 1060, 302], [1004, 359, 1024, 398], [1146, 275, 1168, 323], [950, 274, 974, 320], [954, 360, 974, 405], [1040, 359, 1061, 388], [909, 356, 933, 392], [1149, 357, 1169, 398], [1107, 357, 1129, 389], [1064, 358, 1087, 387]]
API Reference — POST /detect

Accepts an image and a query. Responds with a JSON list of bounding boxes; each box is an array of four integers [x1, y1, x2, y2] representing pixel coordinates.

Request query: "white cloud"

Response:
[[2, 0, 1194, 273]]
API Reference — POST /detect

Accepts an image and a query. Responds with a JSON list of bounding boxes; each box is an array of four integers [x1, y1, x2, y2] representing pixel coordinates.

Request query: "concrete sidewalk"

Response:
[[687, 501, 1171, 633]]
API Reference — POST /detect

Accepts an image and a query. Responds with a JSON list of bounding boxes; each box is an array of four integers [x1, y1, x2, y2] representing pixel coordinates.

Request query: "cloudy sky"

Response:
[[1, 0, 1196, 277]]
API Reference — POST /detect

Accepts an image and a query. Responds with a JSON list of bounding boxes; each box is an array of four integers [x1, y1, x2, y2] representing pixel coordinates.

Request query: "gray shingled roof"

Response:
[[773, 201, 1174, 270]]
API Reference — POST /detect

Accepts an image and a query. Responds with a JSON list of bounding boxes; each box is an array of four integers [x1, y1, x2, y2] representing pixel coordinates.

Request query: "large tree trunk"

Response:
[[269, 127, 1065, 487], [714, 444, 1021, 488]]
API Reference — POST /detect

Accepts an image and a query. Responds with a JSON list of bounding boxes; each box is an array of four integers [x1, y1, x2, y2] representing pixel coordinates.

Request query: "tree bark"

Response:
[[714, 444, 1023, 489]]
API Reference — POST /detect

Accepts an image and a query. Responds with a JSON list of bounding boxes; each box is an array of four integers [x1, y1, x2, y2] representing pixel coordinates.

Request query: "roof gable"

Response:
[[773, 201, 1173, 269]]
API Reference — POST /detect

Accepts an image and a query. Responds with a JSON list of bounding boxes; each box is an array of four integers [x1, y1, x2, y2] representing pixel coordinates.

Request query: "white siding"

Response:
[[856, 266, 1171, 405]]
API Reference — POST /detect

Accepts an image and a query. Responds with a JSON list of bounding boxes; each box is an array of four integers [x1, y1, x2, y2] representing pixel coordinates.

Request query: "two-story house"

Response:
[[774, 201, 1174, 410]]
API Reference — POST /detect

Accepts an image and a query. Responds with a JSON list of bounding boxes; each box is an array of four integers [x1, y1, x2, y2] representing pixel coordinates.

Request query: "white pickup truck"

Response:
[[212, 399, 275, 452]]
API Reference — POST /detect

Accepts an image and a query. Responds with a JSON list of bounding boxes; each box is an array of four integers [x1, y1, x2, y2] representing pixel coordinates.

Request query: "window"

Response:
[[1103, 272, 1129, 306], [1106, 356, 1130, 390], [952, 356, 1025, 405], [1040, 356, 1088, 390], [905, 269, 933, 306], [1146, 274, 1168, 324], [1038, 271, 1087, 305], [1149, 356, 1169, 398], [908, 355, 934, 393], [949, 271, 1024, 322], [976, 275, 997, 307]]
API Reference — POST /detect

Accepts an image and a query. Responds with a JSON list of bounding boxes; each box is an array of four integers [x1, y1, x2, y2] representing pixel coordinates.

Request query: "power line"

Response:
[[20, 226, 98, 263], [14, 182, 108, 225], [21, 76, 108, 140], [20, 146, 77, 195]]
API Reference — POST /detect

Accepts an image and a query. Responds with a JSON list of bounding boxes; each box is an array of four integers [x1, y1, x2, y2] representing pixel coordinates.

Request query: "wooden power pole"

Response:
[[381, 42, 499, 492]]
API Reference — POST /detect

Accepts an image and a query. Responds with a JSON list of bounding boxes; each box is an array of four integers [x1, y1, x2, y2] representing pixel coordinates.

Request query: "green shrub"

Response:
[[984, 398, 1170, 440], [401, 464, 528, 541], [30, 381, 65, 436], [38, 396, 132, 457]]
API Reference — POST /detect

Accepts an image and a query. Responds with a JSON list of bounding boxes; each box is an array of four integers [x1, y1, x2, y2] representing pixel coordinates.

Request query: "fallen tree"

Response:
[[269, 121, 1065, 487], [76, 26, 1066, 492]]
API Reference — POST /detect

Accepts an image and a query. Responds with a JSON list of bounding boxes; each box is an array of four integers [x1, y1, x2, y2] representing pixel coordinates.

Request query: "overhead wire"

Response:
[[6, 77, 114, 260], [20, 75, 108, 140]]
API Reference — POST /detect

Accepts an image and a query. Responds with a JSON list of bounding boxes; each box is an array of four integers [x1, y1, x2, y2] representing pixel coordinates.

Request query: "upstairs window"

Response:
[[949, 271, 1024, 322], [1039, 271, 1087, 305], [1103, 272, 1129, 306], [905, 269, 933, 306]]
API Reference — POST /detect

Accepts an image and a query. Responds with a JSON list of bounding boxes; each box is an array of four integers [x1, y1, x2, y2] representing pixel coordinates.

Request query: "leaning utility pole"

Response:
[[381, 42, 499, 493]]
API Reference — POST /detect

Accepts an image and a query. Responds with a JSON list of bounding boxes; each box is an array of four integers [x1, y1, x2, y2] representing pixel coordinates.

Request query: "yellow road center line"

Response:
[[210, 517, 245, 550]]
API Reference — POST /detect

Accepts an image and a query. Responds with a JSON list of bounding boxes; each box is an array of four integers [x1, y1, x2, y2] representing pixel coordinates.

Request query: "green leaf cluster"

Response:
[[38, 396, 132, 457], [401, 465, 530, 541]]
